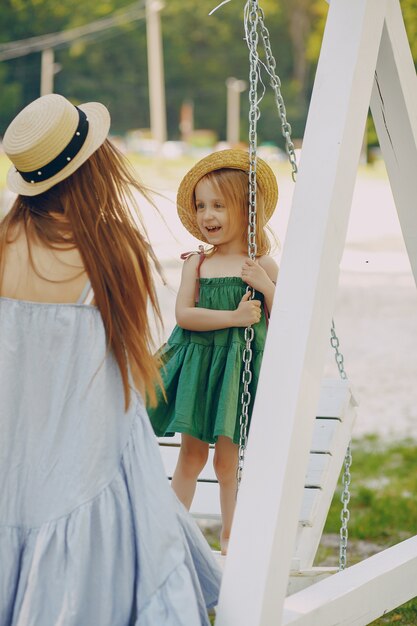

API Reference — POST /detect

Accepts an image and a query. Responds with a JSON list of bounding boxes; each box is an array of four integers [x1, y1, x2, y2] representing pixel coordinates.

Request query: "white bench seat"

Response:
[[158, 378, 357, 592]]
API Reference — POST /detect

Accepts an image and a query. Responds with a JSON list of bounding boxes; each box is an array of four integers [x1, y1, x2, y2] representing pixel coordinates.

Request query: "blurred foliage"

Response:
[[0, 1, 416, 146], [0, 0, 327, 141]]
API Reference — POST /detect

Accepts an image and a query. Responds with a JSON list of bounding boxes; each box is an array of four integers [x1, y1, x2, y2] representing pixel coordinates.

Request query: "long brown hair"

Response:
[[198, 168, 273, 256], [0, 139, 162, 409]]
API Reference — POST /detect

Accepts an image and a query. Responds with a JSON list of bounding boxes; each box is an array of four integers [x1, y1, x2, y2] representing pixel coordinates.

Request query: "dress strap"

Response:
[[77, 279, 94, 305], [180, 245, 205, 304]]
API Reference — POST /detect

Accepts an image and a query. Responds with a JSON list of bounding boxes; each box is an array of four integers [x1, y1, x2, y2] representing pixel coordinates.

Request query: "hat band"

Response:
[[16, 107, 89, 184]]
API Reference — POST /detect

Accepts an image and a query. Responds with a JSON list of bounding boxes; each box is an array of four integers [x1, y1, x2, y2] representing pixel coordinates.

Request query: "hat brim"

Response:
[[6, 102, 111, 196], [176, 149, 278, 243]]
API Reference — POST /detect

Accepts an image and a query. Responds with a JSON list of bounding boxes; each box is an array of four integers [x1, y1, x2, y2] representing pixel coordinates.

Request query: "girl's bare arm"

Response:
[[175, 256, 261, 331]]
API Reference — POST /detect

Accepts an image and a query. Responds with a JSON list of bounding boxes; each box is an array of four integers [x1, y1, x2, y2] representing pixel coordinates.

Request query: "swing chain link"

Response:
[[339, 443, 352, 571], [330, 319, 347, 380], [330, 318, 351, 570], [237, 0, 259, 489], [257, 7, 298, 182]]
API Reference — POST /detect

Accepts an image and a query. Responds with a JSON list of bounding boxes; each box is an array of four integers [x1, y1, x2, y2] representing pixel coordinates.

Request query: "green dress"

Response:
[[148, 276, 267, 444]]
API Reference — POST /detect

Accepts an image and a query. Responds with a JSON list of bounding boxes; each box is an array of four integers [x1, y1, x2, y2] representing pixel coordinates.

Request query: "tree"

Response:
[[1, 0, 415, 144]]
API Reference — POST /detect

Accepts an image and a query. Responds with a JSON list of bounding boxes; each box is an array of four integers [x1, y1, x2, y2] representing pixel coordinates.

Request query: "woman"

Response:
[[0, 93, 220, 626]]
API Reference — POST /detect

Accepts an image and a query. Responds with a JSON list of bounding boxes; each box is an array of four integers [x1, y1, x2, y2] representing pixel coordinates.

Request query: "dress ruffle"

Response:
[[1, 406, 220, 626], [150, 337, 264, 443], [148, 277, 267, 444], [0, 298, 221, 626]]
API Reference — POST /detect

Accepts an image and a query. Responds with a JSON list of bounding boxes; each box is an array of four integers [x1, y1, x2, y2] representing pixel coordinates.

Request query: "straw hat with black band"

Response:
[[177, 149, 278, 243], [3, 93, 111, 197]]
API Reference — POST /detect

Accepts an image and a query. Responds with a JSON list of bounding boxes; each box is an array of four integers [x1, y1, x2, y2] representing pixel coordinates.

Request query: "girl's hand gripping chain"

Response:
[[233, 291, 262, 327], [241, 258, 277, 313]]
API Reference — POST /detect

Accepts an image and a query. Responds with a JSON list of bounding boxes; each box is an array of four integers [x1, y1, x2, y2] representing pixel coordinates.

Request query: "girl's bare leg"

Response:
[[171, 433, 209, 510], [213, 436, 238, 555]]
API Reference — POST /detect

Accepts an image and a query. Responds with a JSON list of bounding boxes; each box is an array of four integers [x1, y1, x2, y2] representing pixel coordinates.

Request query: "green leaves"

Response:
[[0, 1, 415, 143]]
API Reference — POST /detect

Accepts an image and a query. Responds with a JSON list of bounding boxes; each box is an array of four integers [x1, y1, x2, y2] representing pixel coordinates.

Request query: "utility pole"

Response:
[[40, 48, 54, 96], [226, 77, 247, 145], [146, 0, 167, 149]]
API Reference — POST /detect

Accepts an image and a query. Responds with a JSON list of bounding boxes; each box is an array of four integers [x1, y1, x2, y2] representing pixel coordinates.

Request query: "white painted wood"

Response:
[[214, 554, 338, 597], [310, 419, 339, 453], [215, 1, 388, 624], [160, 426, 331, 485], [157, 389, 357, 594], [161, 454, 332, 523], [215, 555, 336, 601], [157, 382, 356, 534], [370, 0, 417, 286], [315, 379, 356, 419], [195, 485, 321, 526], [283, 536, 417, 626], [287, 568, 337, 596], [294, 390, 357, 569], [160, 444, 217, 480], [297, 488, 320, 527], [158, 3, 417, 620], [191, 482, 221, 519], [304, 453, 331, 488]]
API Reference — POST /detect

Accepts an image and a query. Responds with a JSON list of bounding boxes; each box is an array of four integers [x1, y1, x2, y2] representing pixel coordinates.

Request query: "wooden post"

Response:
[[283, 536, 417, 625], [370, 0, 417, 285], [146, 0, 167, 148], [226, 77, 247, 145], [40, 48, 54, 96], [215, 1, 388, 624]]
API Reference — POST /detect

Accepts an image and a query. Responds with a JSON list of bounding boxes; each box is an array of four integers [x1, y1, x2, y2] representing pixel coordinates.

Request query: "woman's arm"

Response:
[[175, 255, 262, 331], [241, 256, 279, 313]]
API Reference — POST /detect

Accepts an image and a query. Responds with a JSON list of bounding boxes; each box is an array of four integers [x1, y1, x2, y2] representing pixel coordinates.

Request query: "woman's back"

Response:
[[0, 93, 220, 626], [1, 225, 88, 303], [0, 269, 220, 626]]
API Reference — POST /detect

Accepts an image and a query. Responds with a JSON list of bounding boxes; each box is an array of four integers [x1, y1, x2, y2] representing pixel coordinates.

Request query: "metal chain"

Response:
[[239, 0, 352, 571], [330, 318, 351, 570], [240, 4, 352, 570], [237, 0, 259, 489], [237, 1, 299, 488], [257, 7, 298, 182], [330, 319, 347, 380], [339, 443, 352, 570]]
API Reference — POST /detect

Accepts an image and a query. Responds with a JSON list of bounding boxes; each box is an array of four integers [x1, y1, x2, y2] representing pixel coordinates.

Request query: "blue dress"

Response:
[[0, 294, 221, 626]]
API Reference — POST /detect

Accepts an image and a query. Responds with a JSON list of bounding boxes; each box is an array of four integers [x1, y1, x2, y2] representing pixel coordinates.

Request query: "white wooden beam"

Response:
[[215, 2, 388, 624], [370, 0, 417, 285], [283, 536, 417, 625]]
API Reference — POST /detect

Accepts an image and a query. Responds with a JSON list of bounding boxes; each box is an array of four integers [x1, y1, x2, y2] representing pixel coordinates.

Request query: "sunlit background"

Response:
[[1, 6, 417, 616]]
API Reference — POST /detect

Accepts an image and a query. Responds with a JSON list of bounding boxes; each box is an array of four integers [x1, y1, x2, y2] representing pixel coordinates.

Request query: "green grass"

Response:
[[203, 436, 417, 624], [317, 436, 417, 624], [323, 436, 417, 545]]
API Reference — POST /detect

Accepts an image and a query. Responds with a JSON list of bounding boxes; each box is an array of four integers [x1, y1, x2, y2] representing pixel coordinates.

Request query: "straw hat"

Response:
[[3, 93, 111, 196], [177, 149, 278, 241]]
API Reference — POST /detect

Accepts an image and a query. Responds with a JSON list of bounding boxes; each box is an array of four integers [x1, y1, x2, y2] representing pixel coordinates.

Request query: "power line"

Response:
[[0, 2, 146, 61]]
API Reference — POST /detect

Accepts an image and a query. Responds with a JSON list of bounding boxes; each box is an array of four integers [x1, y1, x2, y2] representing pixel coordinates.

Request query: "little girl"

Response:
[[148, 149, 278, 555]]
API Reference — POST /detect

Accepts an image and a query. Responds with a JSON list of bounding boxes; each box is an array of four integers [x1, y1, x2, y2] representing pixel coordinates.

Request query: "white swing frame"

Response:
[[215, 0, 417, 624]]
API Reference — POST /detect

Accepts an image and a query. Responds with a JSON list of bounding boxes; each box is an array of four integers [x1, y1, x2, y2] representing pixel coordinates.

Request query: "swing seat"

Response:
[[158, 378, 357, 593]]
